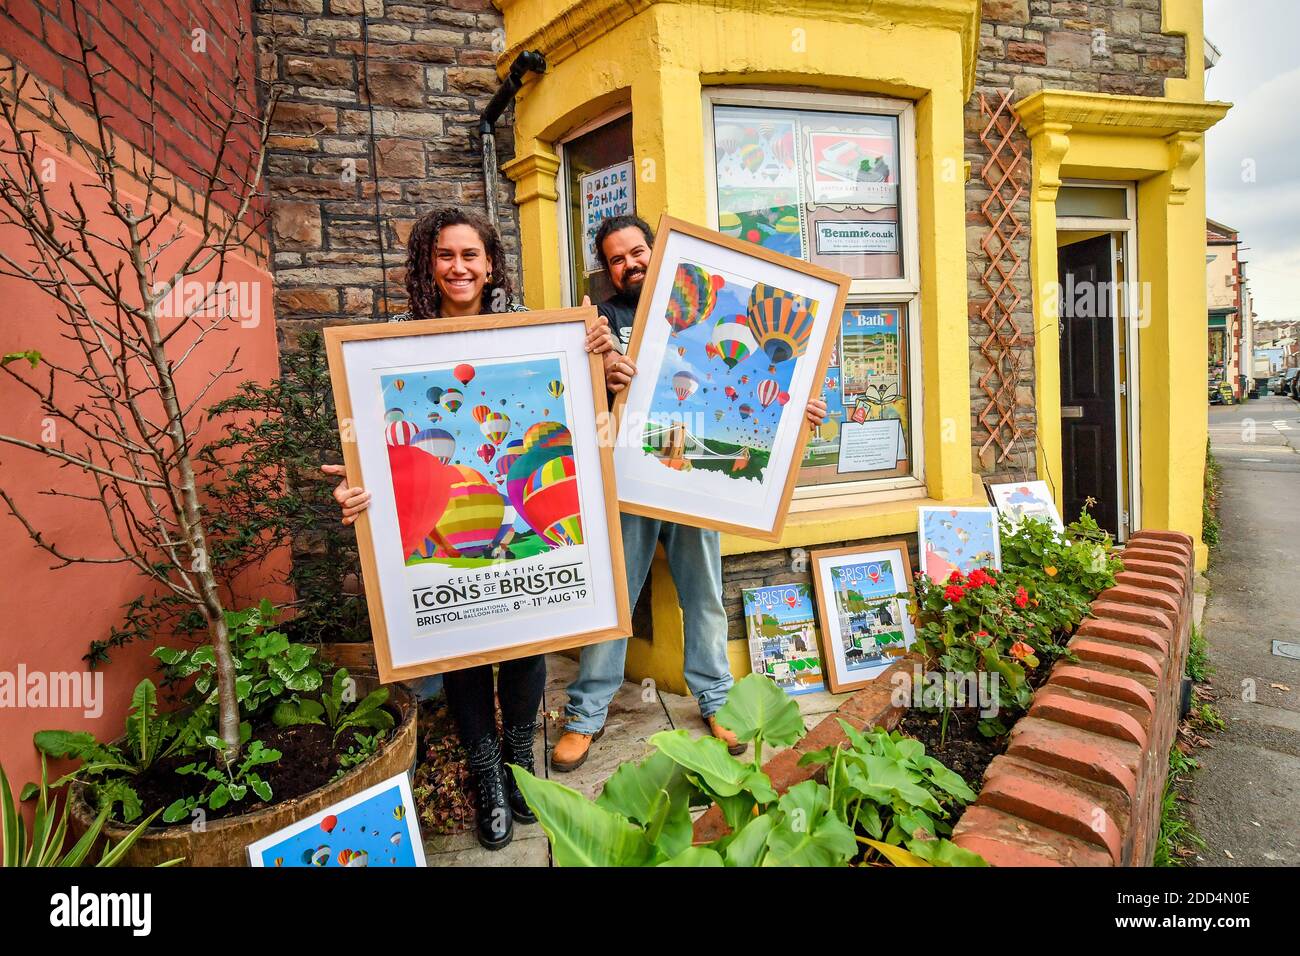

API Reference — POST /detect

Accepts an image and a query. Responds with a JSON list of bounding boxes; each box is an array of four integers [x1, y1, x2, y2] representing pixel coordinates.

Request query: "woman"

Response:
[[323, 207, 611, 851]]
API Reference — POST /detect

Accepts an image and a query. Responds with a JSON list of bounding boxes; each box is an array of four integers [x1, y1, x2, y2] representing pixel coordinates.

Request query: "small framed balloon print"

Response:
[[325, 308, 631, 682], [916, 506, 1002, 586], [610, 214, 851, 541]]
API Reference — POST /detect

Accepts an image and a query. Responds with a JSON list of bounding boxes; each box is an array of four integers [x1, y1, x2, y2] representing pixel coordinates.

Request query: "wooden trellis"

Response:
[[975, 89, 1028, 464]]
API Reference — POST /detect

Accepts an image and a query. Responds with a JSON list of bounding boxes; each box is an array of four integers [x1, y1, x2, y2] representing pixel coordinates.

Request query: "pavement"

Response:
[[421, 653, 852, 866], [1188, 393, 1300, 866]]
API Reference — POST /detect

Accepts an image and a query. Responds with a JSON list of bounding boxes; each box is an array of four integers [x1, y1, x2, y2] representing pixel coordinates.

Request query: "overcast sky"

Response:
[[1204, 0, 1300, 322]]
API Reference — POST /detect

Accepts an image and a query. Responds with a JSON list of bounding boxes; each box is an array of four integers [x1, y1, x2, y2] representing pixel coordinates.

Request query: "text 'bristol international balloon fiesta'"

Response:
[[642, 259, 816, 481], [379, 357, 585, 588]]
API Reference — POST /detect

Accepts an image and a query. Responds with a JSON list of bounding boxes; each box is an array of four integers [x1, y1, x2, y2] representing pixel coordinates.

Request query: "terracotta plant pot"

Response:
[[68, 677, 418, 867]]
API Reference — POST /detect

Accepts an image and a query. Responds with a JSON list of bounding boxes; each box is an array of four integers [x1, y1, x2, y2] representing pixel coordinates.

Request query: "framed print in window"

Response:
[[809, 542, 917, 693], [610, 214, 850, 541], [325, 308, 631, 683]]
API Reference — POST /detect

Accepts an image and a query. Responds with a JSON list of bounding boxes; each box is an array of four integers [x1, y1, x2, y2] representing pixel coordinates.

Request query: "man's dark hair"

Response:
[[593, 214, 654, 271]]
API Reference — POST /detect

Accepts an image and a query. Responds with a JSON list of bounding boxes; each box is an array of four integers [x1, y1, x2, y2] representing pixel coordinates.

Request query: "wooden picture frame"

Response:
[[610, 214, 851, 542], [809, 541, 917, 694], [324, 308, 631, 683]]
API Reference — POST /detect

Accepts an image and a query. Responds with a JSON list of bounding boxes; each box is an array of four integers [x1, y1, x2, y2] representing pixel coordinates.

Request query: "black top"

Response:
[[597, 291, 639, 354]]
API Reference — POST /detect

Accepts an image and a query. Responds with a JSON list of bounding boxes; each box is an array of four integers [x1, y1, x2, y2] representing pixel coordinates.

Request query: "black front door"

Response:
[[1058, 234, 1120, 536]]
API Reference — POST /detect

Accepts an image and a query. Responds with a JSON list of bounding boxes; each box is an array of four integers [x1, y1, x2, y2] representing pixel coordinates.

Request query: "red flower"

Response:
[[1014, 585, 1029, 609], [967, 568, 989, 588], [948, 570, 964, 585], [943, 584, 966, 603], [977, 630, 989, 637]]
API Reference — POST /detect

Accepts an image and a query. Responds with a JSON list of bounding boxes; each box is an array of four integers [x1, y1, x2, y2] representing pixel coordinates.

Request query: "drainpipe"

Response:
[[478, 50, 546, 230]]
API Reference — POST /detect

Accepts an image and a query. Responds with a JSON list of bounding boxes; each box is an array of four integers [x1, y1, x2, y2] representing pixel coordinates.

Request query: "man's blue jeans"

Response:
[[563, 513, 733, 734]]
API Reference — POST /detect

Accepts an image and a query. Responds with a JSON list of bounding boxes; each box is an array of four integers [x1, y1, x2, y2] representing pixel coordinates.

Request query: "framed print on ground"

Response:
[[325, 308, 631, 684], [742, 584, 824, 696], [247, 773, 425, 867], [809, 543, 917, 693], [611, 214, 851, 541], [987, 480, 1064, 533], [916, 506, 1002, 585]]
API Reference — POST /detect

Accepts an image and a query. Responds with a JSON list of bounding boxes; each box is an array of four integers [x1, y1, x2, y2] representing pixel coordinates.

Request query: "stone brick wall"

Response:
[[963, 0, 1188, 484], [253, 0, 522, 337]]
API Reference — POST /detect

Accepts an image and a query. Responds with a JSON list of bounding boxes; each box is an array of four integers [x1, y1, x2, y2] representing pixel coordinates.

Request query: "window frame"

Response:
[[701, 87, 925, 505]]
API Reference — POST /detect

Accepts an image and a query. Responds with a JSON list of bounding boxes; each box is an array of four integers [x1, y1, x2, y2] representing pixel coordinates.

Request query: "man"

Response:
[[552, 214, 827, 770]]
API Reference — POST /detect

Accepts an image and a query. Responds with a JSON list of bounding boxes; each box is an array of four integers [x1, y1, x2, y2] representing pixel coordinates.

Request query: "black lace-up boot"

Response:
[[465, 734, 513, 850], [501, 721, 538, 824]]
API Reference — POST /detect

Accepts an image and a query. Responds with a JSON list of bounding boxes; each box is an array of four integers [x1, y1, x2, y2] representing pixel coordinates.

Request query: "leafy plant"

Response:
[[162, 740, 282, 823], [272, 667, 394, 743], [333, 731, 388, 783], [1185, 623, 1212, 683], [510, 674, 983, 867], [2, 757, 180, 867]]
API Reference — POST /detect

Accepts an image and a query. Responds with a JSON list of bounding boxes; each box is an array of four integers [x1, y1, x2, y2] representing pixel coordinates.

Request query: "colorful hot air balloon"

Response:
[[480, 412, 510, 445], [505, 438, 572, 537], [495, 437, 525, 481], [739, 375, 750, 385], [522, 421, 571, 452], [392, 804, 406, 821], [777, 390, 790, 406], [388, 445, 454, 558], [714, 409, 725, 422], [672, 371, 699, 402], [311, 846, 330, 867], [440, 388, 463, 413], [427, 412, 442, 423], [477, 443, 495, 465], [724, 385, 738, 402], [394, 379, 405, 392], [426, 386, 444, 405], [738, 143, 764, 173], [321, 815, 337, 833], [739, 403, 754, 420], [666, 263, 724, 335], [434, 465, 505, 557], [411, 427, 456, 464], [756, 378, 781, 409], [547, 379, 565, 399], [522, 454, 583, 548], [385, 419, 420, 446], [472, 404, 491, 424], [711, 314, 758, 369], [453, 363, 475, 386], [677, 346, 687, 357], [746, 283, 815, 364], [704, 342, 721, 361], [384, 407, 406, 424]]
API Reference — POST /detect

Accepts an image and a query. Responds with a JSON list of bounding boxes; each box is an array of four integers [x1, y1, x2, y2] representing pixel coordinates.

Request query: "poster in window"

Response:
[[713, 109, 804, 259], [325, 309, 631, 683], [804, 128, 899, 209], [580, 160, 635, 275]]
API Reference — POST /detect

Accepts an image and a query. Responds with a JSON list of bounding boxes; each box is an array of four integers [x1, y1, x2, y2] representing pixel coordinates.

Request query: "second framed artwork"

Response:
[[611, 214, 851, 541], [809, 543, 917, 693], [325, 308, 631, 683]]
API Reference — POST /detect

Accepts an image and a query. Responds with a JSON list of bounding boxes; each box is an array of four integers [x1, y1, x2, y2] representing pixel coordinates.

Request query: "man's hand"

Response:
[[604, 351, 637, 393], [805, 395, 828, 428], [584, 298, 617, 355], [322, 463, 370, 526]]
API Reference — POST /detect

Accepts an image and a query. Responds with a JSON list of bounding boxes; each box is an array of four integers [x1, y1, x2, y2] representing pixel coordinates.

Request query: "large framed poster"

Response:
[[809, 542, 916, 693], [610, 214, 851, 541], [742, 584, 824, 696], [325, 308, 631, 683]]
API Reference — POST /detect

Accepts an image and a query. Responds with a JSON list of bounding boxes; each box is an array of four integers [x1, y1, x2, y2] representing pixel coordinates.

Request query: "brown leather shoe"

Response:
[[707, 716, 747, 756], [549, 727, 604, 772]]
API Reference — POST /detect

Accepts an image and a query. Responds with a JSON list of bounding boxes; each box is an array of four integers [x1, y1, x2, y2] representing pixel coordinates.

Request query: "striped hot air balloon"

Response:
[[522, 421, 571, 452], [666, 263, 724, 336], [440, 389, 463, 413], [505, 439, 572, 542], [746, 283, 815, 365], [711, 314, 758, 369], [756, 378, 781, 409], [384, 407, 406, 424], [471, 405, 491, 425], [547, 379, 565, 399], [477, 443, 496, 465], [495, 437, 525, 481], [411, 427, 455, 463], [522, 454, 583, 548], [672, 371, 698, 402], [738, 403, 754, 420], [385, 419, 420, 446], [434, 465, 505, 557], [479, 411, 510, 445]]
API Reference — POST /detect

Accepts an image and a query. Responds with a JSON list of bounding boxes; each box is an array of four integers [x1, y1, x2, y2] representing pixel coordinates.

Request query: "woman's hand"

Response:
[[322, 463, 371, 526], [805, 395, 828, 428], [604, 352, 637, 393]]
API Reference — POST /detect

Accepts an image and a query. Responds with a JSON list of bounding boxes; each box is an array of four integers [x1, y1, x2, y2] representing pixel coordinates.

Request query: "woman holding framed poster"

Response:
[[323, 208, 629, 850], [609, 215, 850, 541]]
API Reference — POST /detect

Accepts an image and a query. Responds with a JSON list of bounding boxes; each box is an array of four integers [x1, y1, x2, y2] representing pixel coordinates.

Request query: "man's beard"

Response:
[[617, 269, 646, 300]]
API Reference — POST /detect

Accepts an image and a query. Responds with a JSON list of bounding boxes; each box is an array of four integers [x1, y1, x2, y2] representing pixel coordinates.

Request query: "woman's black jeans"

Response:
[[443, 654, 546, 743]]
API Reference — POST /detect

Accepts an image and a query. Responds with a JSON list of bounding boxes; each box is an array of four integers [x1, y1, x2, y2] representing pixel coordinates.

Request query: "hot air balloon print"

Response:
[[746, 283, 815, 365], [441, 388, 463, 413], [704, 341, 720, 361], [472, 405, 491, 424], [385, 419, 420, 446], [453, 363, 475, 386], [392, 804, 406, 821], [311, 846, 331, 867], [711, 314, 758, 369], [411, 427, 456, 464], [477, 443, 495, 465], [547, 379, 565, 399], [714, 409, 725, 422], [479, 412, 510, 445], [521, 454, 583, 547], [756, 378, 781, 409], [677, 346, 686, 357], [433, 465, 506, 558], [666, 263, 724, 336], [505, 435, 572, 539], [672, 371, 699, 402], [388, 445, 454, 559], [739, 375, 750, 385], [738, 403, 753, 420], [384, 407, 406, 424]]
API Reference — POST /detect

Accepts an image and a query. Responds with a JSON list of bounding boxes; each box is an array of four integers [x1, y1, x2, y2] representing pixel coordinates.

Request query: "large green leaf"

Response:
[[511, 767, 656, 867], [650, 730, 751, 797], [762, 780, 856, 867], [596, 750, 693, 858], [904, 837, 988, 867], [714, 673, 805, 748], [724, 813, 776, 867], [657, 846, 724, 866]]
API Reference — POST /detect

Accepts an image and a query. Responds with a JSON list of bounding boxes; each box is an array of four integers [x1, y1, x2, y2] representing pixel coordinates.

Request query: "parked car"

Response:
[[1282, 368, 1300, 399]]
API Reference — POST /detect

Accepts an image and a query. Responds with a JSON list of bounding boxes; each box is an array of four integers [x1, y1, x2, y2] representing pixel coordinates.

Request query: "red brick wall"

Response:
[[0, 0, 261, 218]]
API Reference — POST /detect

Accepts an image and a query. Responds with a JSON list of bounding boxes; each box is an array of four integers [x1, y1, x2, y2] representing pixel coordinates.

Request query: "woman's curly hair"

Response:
[[404, 207, 515, 320]]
